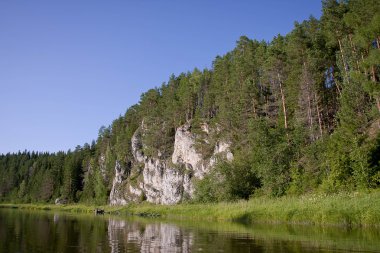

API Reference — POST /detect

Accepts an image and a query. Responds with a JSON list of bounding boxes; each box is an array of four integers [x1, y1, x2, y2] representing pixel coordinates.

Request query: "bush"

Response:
[[194, 155, 260, 202]]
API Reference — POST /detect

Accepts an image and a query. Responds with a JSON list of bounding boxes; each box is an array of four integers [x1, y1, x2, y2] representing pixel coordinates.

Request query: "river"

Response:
[[0, 208, 379, 252]]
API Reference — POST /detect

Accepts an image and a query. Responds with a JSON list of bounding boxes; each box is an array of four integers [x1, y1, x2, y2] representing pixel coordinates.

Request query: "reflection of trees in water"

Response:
[[0, 210, 111, 253], [3, 210, 380, 253], [108, 218, 193, 253]]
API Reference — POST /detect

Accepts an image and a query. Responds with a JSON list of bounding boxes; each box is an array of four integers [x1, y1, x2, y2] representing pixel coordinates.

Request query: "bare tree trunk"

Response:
[[375, 97, 380, 114], [368, 43, 380, 113], [315, 93, 323, 138], [372, 76, 380, 115], [371, 65, 377, 82], [338, 38, 350, 84], [338, 38, 348, 72], [348, 34, 360, 71], [303, 62, 314, 139], [331, 71, 342, 96], [186, 102, 191, 121], [252, 99, 257, 119], [361, 54, 368, 77], [307, 93, 314, 140], [264, 80, 269, 117], [277, 73, 288, 129]]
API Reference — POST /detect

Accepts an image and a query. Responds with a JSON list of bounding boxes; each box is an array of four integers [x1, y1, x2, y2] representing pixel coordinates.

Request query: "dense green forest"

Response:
[[1, 0, 379, 204]]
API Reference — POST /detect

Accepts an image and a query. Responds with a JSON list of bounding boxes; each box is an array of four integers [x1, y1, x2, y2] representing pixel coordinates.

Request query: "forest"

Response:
[[1, 0, 379, 204]]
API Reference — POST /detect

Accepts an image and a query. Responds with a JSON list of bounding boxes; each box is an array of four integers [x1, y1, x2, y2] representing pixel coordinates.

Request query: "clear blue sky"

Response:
[[0, 1, 322, 154]]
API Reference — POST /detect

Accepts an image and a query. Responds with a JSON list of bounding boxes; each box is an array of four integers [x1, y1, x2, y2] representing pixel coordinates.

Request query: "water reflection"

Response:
[[54, 213, 59, 223], [1, 208, 380, 253], [108, 219, 193, 253]]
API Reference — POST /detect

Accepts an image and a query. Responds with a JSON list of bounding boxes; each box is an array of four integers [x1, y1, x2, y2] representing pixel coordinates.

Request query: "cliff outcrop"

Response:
[[109, 122, 233, 205]]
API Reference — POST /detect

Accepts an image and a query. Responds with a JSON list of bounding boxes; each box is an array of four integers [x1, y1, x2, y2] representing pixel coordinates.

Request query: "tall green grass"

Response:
[[1, 190, 380, 227], [122, 190, 380, 226]]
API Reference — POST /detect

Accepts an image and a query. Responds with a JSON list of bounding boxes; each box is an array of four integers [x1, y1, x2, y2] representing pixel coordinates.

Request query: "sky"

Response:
[[0, 1, 322, 154]]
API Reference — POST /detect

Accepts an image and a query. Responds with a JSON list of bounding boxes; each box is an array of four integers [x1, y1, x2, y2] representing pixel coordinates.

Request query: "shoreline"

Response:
[[1, 190, 380, 227]]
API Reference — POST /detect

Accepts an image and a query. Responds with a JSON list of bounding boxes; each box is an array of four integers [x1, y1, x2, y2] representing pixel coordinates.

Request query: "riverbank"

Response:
[[1, 190, 380, 227]]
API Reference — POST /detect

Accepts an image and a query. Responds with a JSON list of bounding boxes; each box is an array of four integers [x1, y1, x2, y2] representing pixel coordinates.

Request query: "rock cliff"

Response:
[[109, 122, 233, 205]]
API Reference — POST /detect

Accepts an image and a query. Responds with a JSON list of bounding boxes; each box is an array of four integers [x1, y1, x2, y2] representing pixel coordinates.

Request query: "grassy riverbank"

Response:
[[2, 190, 380, 227], [124, 190, 380, 227]]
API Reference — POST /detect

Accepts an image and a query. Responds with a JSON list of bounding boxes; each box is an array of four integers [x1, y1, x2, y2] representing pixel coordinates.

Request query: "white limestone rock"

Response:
[[210, 141, 234, 167], [172, 122, 207, 178], [109, 121, 233, 205], [109, 161, 127, 205]]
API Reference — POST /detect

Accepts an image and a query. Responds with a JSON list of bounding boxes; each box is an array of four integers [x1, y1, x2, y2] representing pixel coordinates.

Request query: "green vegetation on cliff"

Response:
[[1, 0, 380, 205]]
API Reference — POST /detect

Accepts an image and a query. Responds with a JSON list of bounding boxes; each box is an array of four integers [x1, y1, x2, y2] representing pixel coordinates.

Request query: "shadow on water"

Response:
[[1, 208, 380, 253]]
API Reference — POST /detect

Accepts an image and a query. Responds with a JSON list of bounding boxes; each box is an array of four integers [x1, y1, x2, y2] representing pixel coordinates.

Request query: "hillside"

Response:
[[1, 0, 379, 205]]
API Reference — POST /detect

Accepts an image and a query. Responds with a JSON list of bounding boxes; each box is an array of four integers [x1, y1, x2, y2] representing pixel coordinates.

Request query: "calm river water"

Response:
[[1, 208, 380, 253]]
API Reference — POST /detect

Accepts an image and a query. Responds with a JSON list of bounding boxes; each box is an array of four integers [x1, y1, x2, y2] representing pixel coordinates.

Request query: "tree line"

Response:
[[1, 0, 379, 203]]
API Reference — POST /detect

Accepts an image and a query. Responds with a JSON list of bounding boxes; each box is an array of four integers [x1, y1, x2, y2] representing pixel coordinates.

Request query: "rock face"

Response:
[[109, 122, 233, 205], [172, 123, 205, 179], [109, 161, 127, 205]]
